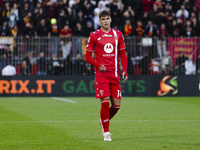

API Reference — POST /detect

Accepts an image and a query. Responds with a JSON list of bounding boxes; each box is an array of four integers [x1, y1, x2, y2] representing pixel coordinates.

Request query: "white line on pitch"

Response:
[[0, 120, 199, 123], [51, 97, 76, 103], [0, 120, 83, 123]]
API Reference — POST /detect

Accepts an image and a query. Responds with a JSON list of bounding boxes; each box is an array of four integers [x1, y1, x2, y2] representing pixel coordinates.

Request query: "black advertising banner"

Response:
[[0, 75, 199, 97], [177, 75, 199, 96]]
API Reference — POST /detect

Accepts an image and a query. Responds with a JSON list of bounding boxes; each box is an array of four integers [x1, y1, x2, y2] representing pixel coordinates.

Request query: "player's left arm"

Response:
[[120, 49, 128, 82], [119, 31, 128, 82]]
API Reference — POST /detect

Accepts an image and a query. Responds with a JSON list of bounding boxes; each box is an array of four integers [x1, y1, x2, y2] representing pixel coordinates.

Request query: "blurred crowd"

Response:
[[0, 0, 200, 76], [0, 0, 199, 37]]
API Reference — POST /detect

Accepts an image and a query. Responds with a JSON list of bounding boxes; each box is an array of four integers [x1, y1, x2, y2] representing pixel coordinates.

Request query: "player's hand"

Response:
[[99, 65, 106, 72], [122, 71, 128, 82]]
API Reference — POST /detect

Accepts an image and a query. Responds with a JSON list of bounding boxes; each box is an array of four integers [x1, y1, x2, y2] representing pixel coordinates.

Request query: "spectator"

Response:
[[21, 2, 31, 19], [60, 24, 72, 59], [85, 21, 94, 37], [23, 22, 33, 52], [191, 17, 199, 37], [157, 23, 168, 58], [57, 9, 69, 32], [155, 11, 165, 28], [174, 64, 185, 75], [72, 52, 84, 75], [124, 19, 132, 36], [185, 55, 196, 75], [183, 20, 195, 37], [111, 10, 120, 29], [164, 2, 174, 17], [2, 60, 16, 76], [75, 10, 85, 29], [139, 53, 150, 75], [160, 51, 173, 74], [0, 2, 10, 24], [37, 52, 47, 75], [20, 60, 28, 75], [132, 20, 144, 57], [176, 51, 186, 71], [57, 0, 69, 13], [176, 18, 185, 36], [183, 0, 193, 12], [22, 52, 32, 75], [35, 19, 51, 37], [144, 20, 157, 37], [133, 20, 144, 38], [0, 21, 11, 36], [21, 0, 33, 11], [168, 20, 179, 37], [33, 3, 46, 28], [72, 0, 83, 20], [98, 0, 109, 10], [176, 5, 189, 19], [174, 51, 186, 75], [45, 0, 58, 19], [73, 22, 84, 36], [23, 22, 33, 38], [12, 3, 20, 21], [149, 58, 160, 75], [73, 22, 84, 58], [2, 44, 12, 60], [122, 6, 135, 25], [83, 2, 94, 23], [196, 54, 200, 74], [8, 9, 17, 28], [35, 19, 51, 53], [177, 10, 187, 26], [149, 4, 159, 23], [93, 3, 103, 30], [11, 25, 19, 38], [49, 54, 61, 75], [162, 64, 171, 74], [23, 12, 33, 29]]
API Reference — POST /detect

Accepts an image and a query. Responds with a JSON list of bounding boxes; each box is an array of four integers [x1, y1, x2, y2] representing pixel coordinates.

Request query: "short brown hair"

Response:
[[99, 10, 111, 18]]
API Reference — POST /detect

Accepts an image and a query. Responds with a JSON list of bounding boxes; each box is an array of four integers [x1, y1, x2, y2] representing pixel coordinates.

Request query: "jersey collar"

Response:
[[100, 28, 111, 33]]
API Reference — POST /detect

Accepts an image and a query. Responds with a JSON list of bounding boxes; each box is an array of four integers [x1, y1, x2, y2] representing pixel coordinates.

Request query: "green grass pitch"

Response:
[[0, 97, 200, 150]]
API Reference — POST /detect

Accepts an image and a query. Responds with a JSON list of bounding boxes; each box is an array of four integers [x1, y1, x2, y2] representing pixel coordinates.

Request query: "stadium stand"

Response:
[[0, 0, 200, 75]]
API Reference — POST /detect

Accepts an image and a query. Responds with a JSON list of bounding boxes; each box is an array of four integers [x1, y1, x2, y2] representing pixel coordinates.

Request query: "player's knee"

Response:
[[101, 99, 110, 108], [113, 104, 121, 109]]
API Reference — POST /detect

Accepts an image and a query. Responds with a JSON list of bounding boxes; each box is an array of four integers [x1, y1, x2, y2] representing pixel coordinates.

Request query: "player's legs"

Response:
[[100, 96, 112, 141], [109, 97, 121, 119], [109, 83, 121, 119], [95, 76, 112, 140], [100, 97, 110, 133]]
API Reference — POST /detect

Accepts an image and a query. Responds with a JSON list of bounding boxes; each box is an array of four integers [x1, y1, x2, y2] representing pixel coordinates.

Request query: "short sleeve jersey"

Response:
[[86, 28, 126, 78]]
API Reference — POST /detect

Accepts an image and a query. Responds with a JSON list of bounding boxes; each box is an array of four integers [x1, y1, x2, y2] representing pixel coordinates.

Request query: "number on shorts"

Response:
[[117, 90, 121, 97]]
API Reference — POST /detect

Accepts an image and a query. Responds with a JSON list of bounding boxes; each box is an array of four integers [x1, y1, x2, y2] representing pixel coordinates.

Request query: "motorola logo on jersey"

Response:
[[104, 43, 113, 53]]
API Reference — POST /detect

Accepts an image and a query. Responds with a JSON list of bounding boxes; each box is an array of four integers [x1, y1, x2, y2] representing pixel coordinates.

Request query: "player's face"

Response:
[[99, 15, 111, 31]]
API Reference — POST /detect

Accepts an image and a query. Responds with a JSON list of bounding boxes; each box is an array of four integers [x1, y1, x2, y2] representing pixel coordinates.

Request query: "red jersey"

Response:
[[86, 28, 126, 78]]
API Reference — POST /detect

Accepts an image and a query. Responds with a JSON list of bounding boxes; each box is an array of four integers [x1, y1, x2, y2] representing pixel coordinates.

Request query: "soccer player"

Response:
[[85, 10, 128, 141]]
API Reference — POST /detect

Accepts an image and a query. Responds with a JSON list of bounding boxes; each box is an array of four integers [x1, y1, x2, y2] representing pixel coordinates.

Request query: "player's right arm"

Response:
[[85, 33, 106, 72]]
